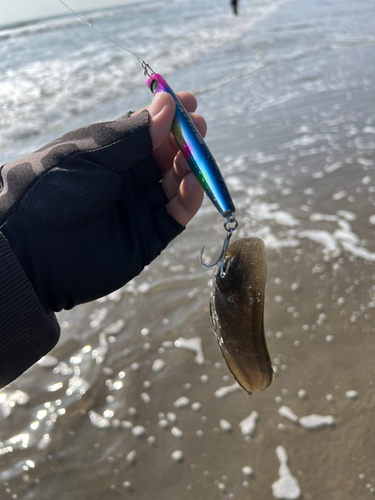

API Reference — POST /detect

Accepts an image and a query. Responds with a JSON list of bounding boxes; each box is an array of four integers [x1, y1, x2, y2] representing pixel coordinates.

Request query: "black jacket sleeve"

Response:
[[0, 110, 184, 388], [0, 232, 60, 388]]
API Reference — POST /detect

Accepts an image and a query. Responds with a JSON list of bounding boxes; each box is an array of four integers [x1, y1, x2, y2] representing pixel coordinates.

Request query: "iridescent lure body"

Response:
[[146, 74, 235, 218]]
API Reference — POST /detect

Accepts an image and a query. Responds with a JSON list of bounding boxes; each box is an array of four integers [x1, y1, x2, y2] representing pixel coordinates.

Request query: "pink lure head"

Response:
[[145, 74, 168, 94]]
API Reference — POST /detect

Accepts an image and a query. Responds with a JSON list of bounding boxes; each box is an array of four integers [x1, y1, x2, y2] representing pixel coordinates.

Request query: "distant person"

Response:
[[231, 0, 239, 15], [0, 91, 205, 389]]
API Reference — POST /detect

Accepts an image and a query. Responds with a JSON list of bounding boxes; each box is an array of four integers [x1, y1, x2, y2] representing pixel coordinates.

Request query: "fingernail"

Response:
[[148, 92, 168, 118]]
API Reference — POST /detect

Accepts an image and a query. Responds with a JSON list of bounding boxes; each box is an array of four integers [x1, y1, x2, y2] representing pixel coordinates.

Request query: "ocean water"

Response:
[[1, 0, 375, 498]]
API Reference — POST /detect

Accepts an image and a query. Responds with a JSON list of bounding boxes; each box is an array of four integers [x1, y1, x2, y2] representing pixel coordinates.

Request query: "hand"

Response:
[[0, 93, 205, 313], [144, 91, 205, 226]]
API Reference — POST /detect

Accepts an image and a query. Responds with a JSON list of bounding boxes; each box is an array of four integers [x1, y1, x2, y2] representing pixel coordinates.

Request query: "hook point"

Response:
[[199, 213, 238, 276]]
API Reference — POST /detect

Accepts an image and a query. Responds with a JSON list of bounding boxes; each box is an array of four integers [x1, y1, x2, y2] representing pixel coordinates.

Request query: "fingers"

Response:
[[175, 91, 198, 113], [146, 89, 206, 225], [184, 112, 207, 138], [152, 111, 207, 178], [147, 93, 176, 151], [165, 172, 204, 226], [160, 148, 195, 201], [160, 111, 207, 201], [147, 91, 199, 152]]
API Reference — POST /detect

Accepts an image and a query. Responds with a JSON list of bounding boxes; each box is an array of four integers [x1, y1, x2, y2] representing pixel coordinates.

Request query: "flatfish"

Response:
[[210, 237, 273, 394]]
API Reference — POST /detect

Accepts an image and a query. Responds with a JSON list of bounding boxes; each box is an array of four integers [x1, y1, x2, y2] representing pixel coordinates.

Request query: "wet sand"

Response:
[[1, 0, 375, 498]]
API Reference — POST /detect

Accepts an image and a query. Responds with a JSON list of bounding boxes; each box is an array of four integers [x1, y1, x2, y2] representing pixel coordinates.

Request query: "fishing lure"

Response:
[[58, 0, 238, 275], [145, 71, 238, 276]]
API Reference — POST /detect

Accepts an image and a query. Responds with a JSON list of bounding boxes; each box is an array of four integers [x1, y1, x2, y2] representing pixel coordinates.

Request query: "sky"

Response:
[[0, 0, 140, 27]]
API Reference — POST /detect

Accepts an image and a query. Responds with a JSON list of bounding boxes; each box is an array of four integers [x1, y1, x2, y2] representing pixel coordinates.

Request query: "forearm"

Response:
[[0, 109, 184, 388]]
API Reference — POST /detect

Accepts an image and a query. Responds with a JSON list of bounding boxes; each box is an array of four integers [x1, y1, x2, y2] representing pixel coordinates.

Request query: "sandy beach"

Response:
[[1, 0, 375, 498]]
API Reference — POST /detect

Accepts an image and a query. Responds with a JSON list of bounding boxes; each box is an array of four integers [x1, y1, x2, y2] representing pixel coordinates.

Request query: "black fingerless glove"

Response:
[[0, 110, 184, 387]]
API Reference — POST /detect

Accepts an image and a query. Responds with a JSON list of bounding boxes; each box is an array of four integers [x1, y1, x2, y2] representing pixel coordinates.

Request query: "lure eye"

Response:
[[151, 79, 158, 93]]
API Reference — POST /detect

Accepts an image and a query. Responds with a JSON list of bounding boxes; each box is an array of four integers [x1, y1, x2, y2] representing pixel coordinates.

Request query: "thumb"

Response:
[[148, 92, 176, 151]]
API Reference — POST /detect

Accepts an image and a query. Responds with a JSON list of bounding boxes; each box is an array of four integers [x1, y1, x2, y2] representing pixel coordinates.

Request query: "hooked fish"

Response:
[[210, 237, 273, 394]]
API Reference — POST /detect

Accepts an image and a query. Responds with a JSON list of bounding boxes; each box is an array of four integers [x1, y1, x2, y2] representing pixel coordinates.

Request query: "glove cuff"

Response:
[[0, 231, 60, 388]]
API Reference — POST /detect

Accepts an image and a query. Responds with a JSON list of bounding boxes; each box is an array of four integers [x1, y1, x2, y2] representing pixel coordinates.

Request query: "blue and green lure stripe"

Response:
[[146, 74, 236, 218]]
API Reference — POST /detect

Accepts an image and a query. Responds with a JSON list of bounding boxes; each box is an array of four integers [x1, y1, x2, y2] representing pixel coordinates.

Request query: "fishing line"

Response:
[[56, 0, 238, 274], [57, 0, 143, 65]]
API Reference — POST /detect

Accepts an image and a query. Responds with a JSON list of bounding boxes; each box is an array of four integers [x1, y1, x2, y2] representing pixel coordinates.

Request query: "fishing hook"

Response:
[[199, 213, 238, 278]]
